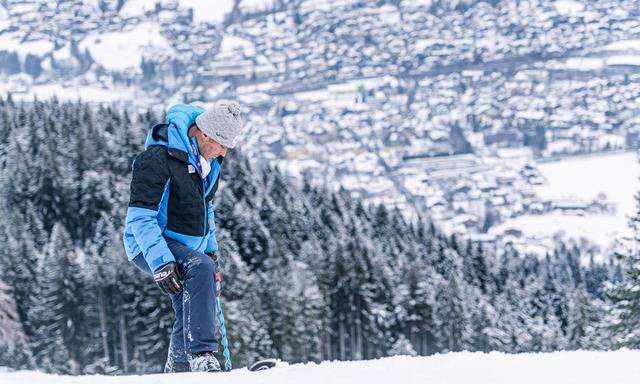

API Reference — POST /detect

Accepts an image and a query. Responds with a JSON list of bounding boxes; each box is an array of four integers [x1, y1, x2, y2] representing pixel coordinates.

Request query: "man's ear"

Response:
[[187, 125, 197, 137]]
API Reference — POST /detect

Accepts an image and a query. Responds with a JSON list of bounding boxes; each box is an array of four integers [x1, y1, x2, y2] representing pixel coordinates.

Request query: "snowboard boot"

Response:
[[188, 351, 221, 372], [164, 358, 190, 373]]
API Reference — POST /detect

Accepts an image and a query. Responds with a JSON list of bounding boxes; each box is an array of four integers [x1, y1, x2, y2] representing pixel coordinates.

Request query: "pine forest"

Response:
[[0, 97, 637, 374]]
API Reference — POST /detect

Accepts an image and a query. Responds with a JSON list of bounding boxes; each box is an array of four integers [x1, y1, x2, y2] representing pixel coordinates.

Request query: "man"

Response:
[[122, 101, 244, 373]]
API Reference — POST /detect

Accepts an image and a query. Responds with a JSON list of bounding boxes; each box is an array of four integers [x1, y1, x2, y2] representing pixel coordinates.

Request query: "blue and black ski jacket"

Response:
[[123, 104, 223, 272]]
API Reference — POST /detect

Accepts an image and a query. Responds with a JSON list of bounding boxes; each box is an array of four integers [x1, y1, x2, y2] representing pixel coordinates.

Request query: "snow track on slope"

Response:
[[2, 350, 640, 384]]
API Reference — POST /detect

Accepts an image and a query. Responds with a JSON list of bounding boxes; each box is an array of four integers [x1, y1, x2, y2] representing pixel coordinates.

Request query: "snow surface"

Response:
[[602, 39, 640, 52], [549, 54, 640, 70], [493, 212, 625, 251], [536, 152, 638, 215], [79, 23, 171, 71], [0, 80, 149, 106], [549, 57, 605, 71], [554, 0, 584, 16], [52, 42, 75, 64], [119, 0, 156, 18], [180, 0, 234, 24], [240, 0, 276, 11], [219, 34, 255, 55], [2, 350, 640, 384], [0, 33, 54, 59], [495, 152, 639, 248], [606, 55, 640, 66]]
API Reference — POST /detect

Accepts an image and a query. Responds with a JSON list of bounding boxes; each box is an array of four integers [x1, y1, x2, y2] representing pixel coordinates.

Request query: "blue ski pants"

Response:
[[132, 237, 218, 363]]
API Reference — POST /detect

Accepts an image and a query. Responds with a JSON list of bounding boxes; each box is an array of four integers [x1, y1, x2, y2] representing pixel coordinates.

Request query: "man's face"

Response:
[[194, 126, 228, 160]]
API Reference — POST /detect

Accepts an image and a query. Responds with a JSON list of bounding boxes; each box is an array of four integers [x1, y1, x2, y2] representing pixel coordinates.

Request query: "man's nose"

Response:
[[220, 146, 228, 157]]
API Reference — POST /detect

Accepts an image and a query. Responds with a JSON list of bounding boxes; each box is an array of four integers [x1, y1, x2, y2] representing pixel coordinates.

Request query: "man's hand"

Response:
[[206, 252, 222, 295], [205, 251, 218, 262], [206, 251, 221, 276], [153, 262, 183, 295]]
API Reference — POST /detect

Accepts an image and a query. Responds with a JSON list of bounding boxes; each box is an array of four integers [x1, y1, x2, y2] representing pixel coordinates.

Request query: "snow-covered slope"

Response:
[[79, 23, 172, 71], [2, 350, 640, 384], [493, 151, 640, 251]]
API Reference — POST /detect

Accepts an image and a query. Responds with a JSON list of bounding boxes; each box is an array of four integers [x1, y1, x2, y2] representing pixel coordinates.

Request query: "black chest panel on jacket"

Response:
[[166, 156, 207, 236], [134, 124, 222, 238]]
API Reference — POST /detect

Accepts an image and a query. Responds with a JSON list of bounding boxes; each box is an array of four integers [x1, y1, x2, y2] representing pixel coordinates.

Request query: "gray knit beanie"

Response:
[[195, 101, 244, 148]]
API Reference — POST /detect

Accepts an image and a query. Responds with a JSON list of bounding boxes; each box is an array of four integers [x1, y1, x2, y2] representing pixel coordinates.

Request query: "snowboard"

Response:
[[248, 359, 278, 371]]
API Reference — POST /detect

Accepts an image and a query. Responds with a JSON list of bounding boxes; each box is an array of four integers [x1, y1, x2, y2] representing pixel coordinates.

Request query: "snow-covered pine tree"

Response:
[[119, 265, 172, 373], [432, 267, 472, 352], [393, 235, 439, 355], [30, 223, 86, 374], [389, 334, 417, 357], [609, 187, 640, 348], [259, 252, 325, 363], [216, 228, 274, 367], [0, 97, 624, 372], [465, 239, 490, 294], [0, 208, 45, 355], [83, 214, 122, 373], [0, 280, 33, 368]]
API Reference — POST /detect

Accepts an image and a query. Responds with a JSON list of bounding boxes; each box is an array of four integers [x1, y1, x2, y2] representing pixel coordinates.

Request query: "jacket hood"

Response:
[[142, 104, 221, 195], [144, 104, 205, 166]]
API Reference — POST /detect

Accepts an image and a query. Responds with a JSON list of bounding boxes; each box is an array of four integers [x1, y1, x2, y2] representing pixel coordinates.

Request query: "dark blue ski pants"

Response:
[[132, 238, 217, 363]]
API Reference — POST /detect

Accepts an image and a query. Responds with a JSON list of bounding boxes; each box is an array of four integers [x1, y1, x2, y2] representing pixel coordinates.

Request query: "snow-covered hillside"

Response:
[[2, 350, 640, 384], [3, 0, 640, 252], [493, 151, 640, 252]]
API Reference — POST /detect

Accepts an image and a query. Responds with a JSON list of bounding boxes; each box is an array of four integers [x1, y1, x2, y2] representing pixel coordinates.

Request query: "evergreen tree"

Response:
[[609, 189, 640, 347], [389, 334, 417, 356], [433, 271, 471, 352], [0, 280, 33, 368], [394, 244, 439, 355], [30, 224, 86, 374], [217, 229, 274, 367], [83, 214, 121, 372], [0, 97, 622, 372]]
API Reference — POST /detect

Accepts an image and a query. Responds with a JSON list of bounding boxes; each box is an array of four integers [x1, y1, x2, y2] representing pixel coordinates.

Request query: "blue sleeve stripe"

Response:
[[126, 206, 175, 272]]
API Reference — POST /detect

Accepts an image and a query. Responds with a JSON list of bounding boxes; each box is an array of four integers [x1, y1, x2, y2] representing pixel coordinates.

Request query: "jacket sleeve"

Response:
[[125, 147, 175, 272], [204, 201, 218, 253]]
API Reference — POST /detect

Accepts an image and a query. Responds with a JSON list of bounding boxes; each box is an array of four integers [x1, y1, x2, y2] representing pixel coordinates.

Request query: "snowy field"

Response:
[[494, 151, 640, 249], [2, 350, 640, 384], [79, 22, 171, 71]]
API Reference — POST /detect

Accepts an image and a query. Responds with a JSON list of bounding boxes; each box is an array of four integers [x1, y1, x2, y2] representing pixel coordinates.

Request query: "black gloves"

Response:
[[153, 262, 183, 295], [152, 253, 218, 295]]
